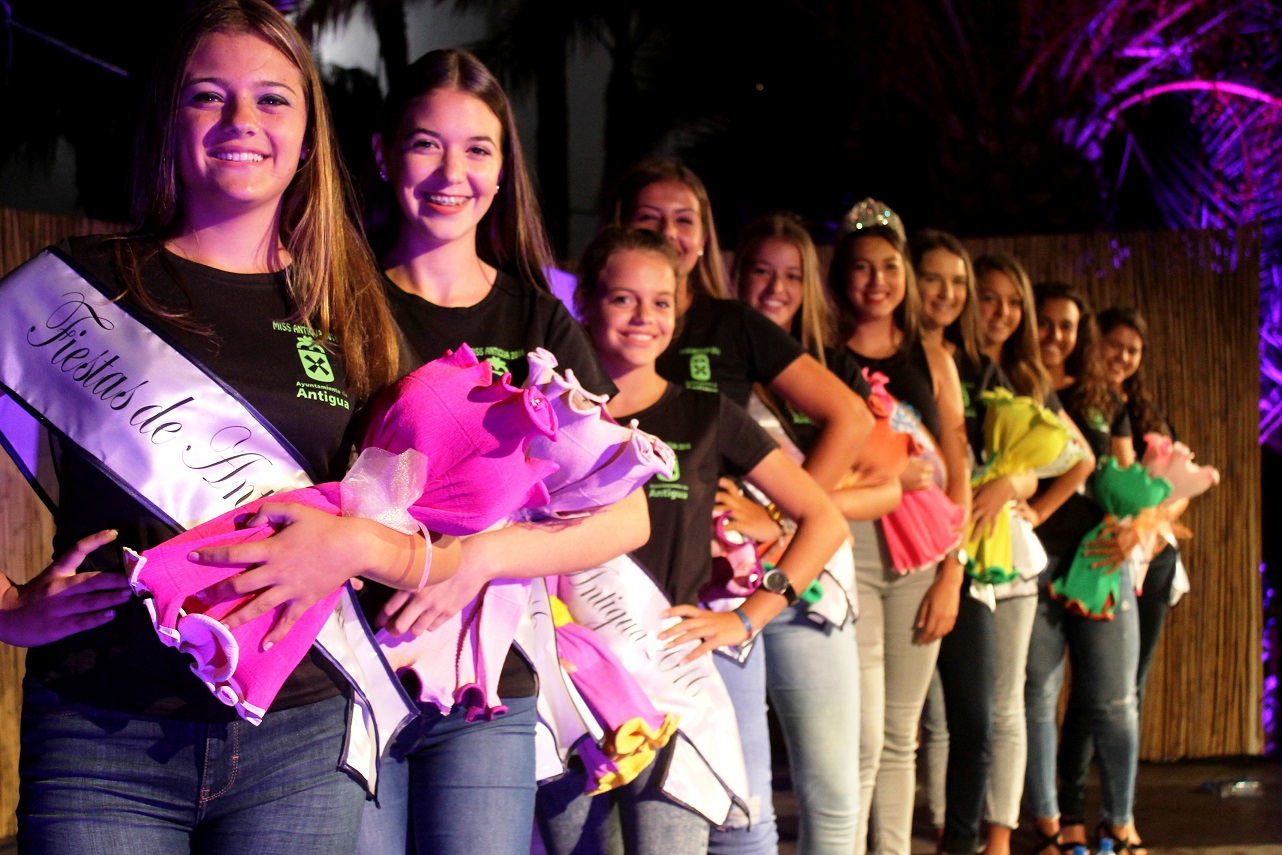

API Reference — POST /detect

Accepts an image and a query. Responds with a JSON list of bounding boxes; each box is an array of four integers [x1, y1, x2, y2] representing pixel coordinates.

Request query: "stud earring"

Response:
[[379, 167, 388, 182]]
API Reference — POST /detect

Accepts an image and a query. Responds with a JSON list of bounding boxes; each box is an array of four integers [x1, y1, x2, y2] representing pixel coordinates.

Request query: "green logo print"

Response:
[[657, 456, 681, 483], [690, 353, 712, 382], [485, 354, 509, 375], [297, 337, 335, 382]]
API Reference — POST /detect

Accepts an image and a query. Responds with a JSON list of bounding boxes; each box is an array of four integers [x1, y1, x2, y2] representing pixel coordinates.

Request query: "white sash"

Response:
[[523, 555, 750, 827], [0, 249, 415, 795]]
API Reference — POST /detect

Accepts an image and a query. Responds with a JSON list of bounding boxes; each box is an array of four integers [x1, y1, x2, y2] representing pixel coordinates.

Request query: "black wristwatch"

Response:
[[761, 566, 799, 605]]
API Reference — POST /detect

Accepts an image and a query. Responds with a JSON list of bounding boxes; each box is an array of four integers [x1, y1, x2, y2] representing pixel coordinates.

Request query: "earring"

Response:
[[495, 183, 501, 191], [379, 167, 388, 182]]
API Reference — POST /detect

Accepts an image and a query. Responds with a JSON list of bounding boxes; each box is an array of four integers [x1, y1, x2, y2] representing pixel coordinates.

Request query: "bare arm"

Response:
[[767, 355, 872, 490], [1112, 434, 1136, 469], [925, 342, 972, 513], [830, 477, 903, 521], [378, 490, 650, 635], [660, 448, 847, 660]]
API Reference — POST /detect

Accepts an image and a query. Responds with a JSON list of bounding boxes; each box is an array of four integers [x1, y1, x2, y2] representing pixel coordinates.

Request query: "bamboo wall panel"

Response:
[[961, 229, 1263, 760], [0, 208, 123, 837]]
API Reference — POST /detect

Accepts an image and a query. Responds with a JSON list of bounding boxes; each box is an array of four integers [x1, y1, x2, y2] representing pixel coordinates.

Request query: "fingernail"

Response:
[[188, 551, 200, 562], [262, 640, 273, 652], [107, 529, 119, 540]]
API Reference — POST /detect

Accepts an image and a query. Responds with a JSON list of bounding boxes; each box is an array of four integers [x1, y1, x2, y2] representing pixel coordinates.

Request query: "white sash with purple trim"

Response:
[[0, 249, 415, 795], [519, 556, 751, 827]]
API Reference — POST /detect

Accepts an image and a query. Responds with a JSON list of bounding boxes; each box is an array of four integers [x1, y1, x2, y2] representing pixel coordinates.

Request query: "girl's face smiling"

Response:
[[917, 247, 968, 332], [846, 236, 905, 321], [740, 237, 804, 331], [626, 179, 706, 278], [587, 249, 677, 376], [1100, 324, 1144, 388], [175, 31, 308, 220], [379, 87, 503, 252], [1038, 297, 1081, 369], [977, 268, 1024, 350]]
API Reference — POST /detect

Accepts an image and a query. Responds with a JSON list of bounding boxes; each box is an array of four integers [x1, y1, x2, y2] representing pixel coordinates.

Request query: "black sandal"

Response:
[[1031, 828, 1066, 855]]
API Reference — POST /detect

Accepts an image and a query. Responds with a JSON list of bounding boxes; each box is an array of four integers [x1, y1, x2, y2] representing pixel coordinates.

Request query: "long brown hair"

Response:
[[367, 49, 554, 292], [731, 212, 835, 365], [825, 224, 920, 352], [1034, 281, 1114, 423], [603, 160, 729, 301], [1098, 306, 1167, 439], [126, 0, 396, 401], [911, 229, 981, 370], [974, 251, 1051, 404]]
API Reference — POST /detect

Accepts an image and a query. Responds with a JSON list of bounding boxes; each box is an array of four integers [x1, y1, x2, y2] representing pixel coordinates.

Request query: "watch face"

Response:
[[762, 568, 786, 593]]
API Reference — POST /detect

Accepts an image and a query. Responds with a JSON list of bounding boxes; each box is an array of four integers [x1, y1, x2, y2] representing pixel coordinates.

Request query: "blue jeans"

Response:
[[708, 644, 778, 855], [357, 695, 537, 855], [1056, 544, 1178, 821], [535, 742, 711, 855], [18, 685, 363, 854], [1024, 556, 1139, 825], [761, 606, 860, 855]]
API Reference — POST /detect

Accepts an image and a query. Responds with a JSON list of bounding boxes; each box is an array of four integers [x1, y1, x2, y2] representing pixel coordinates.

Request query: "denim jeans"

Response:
[[535, 742, 711, 855], [1024, 556, 1139, 825], [708, 643, 778, 855], [18, 685, 364, 855], [933, 587, 995, 854], [761, 605, 860, 855], [852, 520, 941, 855], [985, 593, 1038, 829], [357, 694, 538, 855], [1055, 544, 1177, 823]]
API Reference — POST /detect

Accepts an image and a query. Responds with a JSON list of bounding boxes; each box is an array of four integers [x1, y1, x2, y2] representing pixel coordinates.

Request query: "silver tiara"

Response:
[[839, 198, 905, 242]]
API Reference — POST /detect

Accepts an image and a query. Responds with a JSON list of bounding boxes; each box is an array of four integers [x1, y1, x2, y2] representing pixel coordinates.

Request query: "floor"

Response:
[[773, 756, 1282, 854]]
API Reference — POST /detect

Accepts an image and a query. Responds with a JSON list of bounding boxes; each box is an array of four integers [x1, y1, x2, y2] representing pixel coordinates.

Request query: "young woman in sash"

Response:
[[714, 212, 900, 855], [353, 50, 650, 855], [0, 1, 437, 851], [603, 164, 869, 855], [824, 214, 971, 855], [535, 226, 847, 855], [1024, 282, 1142, 855]]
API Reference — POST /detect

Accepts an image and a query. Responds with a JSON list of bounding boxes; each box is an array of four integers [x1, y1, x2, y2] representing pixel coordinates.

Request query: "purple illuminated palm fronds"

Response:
[[1021, 0, 1281, 443]]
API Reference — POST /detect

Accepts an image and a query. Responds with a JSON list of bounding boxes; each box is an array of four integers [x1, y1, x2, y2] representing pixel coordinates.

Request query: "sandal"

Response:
[[1031, 828, 1066, 855], [1095, 821, 1146, 855]]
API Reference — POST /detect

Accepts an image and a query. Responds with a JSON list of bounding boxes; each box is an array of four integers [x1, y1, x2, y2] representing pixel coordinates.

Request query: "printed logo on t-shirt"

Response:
[[270, 321, 351, 411], [297, 337, 335, 382], [1088, 409, 1107, 432], [648, 440, 689, 500], [471, 346, 526, 382], [690, 353, 712, 382]]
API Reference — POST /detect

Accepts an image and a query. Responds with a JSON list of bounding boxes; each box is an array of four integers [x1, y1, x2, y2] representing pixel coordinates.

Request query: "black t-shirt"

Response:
[[383, 271, 612, 699], [955, 352, 1009, 461], [1036, 383, 1132, 557], [760, 347, 872, 457], [622, 385, 777, 608], [26, 235, 356, 719], [386, 272, 614, 396], [847, 340, 943, 443], [656, 296, 805, 409]]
